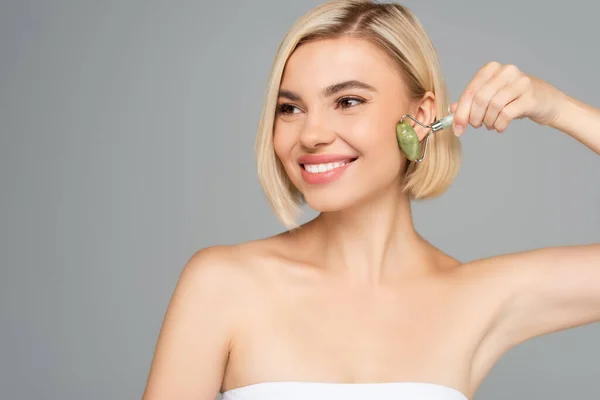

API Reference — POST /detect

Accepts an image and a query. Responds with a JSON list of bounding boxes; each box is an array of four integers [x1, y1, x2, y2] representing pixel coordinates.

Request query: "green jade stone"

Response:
[[396, 121, 421, 161]]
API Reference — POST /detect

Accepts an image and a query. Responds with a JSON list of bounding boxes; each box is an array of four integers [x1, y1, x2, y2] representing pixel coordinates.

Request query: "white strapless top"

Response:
[[221, 381, 469, 400]]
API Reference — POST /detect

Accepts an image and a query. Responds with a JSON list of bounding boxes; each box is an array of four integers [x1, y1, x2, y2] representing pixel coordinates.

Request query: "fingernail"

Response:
[[454, 124, 464, 136]]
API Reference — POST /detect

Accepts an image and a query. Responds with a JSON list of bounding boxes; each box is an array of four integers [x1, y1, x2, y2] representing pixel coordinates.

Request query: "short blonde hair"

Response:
[[255, 0, 461, 229]]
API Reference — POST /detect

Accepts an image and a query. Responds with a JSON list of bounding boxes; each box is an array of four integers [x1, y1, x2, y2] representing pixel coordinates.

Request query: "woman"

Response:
[[142, 1, 600, 399]]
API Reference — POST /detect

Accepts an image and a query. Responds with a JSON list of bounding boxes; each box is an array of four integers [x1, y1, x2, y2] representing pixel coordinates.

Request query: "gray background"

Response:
[[1, 0, 598, 399]]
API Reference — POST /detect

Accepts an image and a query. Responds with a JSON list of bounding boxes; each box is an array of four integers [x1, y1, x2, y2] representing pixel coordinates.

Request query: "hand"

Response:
[[450, 62, 566, 136]]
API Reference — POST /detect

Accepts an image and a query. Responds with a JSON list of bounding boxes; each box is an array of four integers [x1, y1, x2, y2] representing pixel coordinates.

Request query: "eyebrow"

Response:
[[278, 80, 377, 101]]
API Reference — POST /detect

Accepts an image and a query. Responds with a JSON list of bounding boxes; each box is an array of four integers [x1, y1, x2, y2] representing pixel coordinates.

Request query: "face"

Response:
[[273, 36, 433, 212]]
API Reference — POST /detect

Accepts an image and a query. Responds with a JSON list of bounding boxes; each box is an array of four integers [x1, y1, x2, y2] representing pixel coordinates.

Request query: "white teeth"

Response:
[[303, 161, 351, 173]]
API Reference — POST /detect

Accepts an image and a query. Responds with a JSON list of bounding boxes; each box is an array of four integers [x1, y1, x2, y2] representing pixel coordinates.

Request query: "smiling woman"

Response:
[[268, 32, 457, 220], [257, 3, 461, 228], [142, 1, 600, 400]]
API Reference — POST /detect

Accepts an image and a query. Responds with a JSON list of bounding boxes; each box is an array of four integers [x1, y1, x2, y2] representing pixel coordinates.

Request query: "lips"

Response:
[[297, 154, 358, 185]]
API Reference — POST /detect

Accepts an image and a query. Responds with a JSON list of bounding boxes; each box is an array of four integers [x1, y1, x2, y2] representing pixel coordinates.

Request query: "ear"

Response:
[[409, 91, 436, 141]]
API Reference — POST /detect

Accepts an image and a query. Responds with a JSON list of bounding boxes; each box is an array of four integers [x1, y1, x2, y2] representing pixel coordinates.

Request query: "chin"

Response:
[[304, 195, 350, 213], [301, 187, 371, 213]]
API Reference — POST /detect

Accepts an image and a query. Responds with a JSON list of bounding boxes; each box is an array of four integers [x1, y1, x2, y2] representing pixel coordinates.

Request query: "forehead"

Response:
[[281, 36, 402, 92]]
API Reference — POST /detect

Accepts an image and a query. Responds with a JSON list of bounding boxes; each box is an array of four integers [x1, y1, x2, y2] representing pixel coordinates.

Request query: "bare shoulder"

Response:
[[168, 245, 256, 313], [174, 240, 282, 314], [182, 235, 285, 282], [143, 240, 279, 399], [182, 244, 252, 286], [454, 243, 600, 308], [452, 243, 600, 334], [449, 243, 600, 390]]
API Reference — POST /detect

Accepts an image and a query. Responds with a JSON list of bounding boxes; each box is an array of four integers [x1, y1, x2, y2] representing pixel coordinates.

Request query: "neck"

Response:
[[305, 184, 432, 286]]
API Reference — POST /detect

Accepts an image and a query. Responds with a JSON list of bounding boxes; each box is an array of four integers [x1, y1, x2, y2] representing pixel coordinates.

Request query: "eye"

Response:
[[275, 103, 301, 115], [337, 96, 365, 109]]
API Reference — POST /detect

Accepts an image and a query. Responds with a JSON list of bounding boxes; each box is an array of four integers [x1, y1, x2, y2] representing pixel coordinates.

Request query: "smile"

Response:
[[302, 160, 355, 173], [299, 158, 358, 185]]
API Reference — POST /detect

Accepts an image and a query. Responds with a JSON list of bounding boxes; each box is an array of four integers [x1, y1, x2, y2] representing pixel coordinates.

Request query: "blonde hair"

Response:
[[255, 0, 461, 229]]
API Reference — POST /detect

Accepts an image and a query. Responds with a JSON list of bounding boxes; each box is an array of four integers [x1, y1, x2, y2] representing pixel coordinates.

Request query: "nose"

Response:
[[298, 113, 336, 149]]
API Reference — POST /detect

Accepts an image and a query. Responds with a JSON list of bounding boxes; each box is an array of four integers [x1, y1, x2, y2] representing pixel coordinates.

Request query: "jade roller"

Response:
[[396, 113, 454, 163]]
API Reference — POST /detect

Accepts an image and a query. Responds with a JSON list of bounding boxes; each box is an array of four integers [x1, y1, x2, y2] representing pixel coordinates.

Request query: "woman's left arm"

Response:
[[452, 61, 600, 348]]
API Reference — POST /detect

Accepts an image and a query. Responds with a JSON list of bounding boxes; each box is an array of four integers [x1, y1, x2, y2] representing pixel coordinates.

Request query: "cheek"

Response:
[[342, 118, 401, 162], [273, 124, 289, 159], [354, 123, 405, 182], [369, 135, 403, 174], [273, 123, 299, 173]]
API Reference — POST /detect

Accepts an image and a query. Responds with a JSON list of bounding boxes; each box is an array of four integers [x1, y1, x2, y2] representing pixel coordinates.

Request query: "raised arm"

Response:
[[473, 243, 600, 350], [451, 61, 600, 361], [142, 247, 239, 400]]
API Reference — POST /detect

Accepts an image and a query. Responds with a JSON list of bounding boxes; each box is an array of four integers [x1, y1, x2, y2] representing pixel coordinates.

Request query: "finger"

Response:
[[453, 62, 502, 136], [450, 102, 457, 113], [494, 95, 530, 133], [470, 65, 522, 129], [483, 76, 529, 130]]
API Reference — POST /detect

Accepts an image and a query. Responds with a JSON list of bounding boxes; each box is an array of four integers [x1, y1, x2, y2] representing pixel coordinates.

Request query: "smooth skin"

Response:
[[142, 37, 600, 400]]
